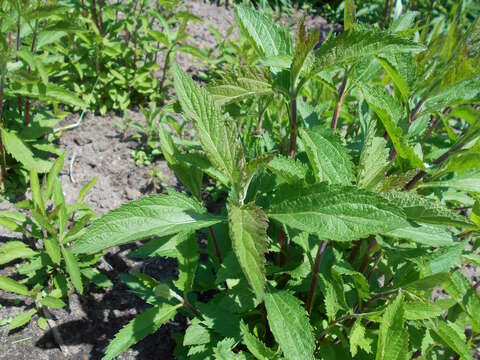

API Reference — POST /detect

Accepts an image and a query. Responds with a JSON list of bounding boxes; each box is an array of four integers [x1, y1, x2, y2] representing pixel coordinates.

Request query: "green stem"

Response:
[[0, 73, 7, 191]]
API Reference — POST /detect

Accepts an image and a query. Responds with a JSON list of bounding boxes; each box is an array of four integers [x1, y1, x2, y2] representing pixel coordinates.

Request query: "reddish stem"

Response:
[[307, 240, 328, 314], [331, 76, 348, 131], [289, 98, 297, 158], [209, 226, 222, 264]]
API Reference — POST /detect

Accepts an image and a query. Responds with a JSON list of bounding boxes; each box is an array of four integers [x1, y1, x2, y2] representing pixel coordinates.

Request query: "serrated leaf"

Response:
[[173, 65, 246, 197], [0, 241, 36, 265], [8, 309, 36, 331], [432, 321, 473, 360], [208, 67, 273, 106], [357, 119, 390, 190], [404, 299, 456, 320], [376, 294, 408, 360], [103, 304, 180, 360], [418, 170, 480, 193], [62, 246, 83, 295], [81, 268, 112, 288], [265, 290, 314, 360], [381, 191, 472, 227], [385, 223, 455, 247], [174, 231, 198, 296], [268, 184, 407, 241], [267, 155, 308, 184], [240, 321, 278, 360], [72, 192, 222, 255], [300, 127, 355, 185], [359, 83, 424, 169], [45, 152, 65, 200], [344, 0, 356, 31], [229, 203, 268, 302], [350, 319, 372, 357], [12, 83, 86, 109], [44, 237, 61, 265], [0, 275, 30, 296], [377, 53, 415, 103], [291, 18, 320, 87], [315, 28, 424, 71], [234, 5, 292, 58], [39, 296, 66, 309], [0, 128, 52, 173]]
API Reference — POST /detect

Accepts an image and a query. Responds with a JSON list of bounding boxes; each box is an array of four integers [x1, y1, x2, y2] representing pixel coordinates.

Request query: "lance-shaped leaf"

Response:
[[240, 321, 279, 360], [344, 0, 356, 31], [315, 28, 425, 72], [265, 290, 315, 360], [418, 170, 480, 193], [234, 5, 292, 58], [359, 83, 424, 169], [291, 18, 320, 87], [376, 294, 408, 360], [62, 246, 83, 295], [381, 190, 472, 227], [0, 275, 30, 296], [267, 184, 408, 241], [207, 67, 273, 106], [377, 53, 415, 104], [432, 321, 473, 360], [103, 304, 181, 360], [1, 128, 52, 173], [174, 231, 198, 296], [173, 65, 247, 194], [357, 119, 390, 190], [0, 241, 37, 265], [267, 155, 308, 184], [300, 127, 355, 185], [72, 191, 223, 254], [229, 203, 269, 302]]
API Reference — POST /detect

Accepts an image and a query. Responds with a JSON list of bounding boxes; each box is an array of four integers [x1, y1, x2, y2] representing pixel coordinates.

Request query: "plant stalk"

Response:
[[0, 73, 7, 191], [288, 98, 297, 158], [209, 226, 222, 264], [331, 76, 348, 131], [306, 240, 328, 315]]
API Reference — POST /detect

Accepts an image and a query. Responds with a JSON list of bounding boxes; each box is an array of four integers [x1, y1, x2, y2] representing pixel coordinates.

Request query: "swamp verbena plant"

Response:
[[0, 1, 479, 359], [69, 3, 480, 359]]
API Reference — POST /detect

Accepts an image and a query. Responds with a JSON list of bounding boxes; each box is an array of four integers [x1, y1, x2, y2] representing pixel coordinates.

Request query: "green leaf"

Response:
[[173, 65, 246, 197], [0, 275, 30, 296], [44, 237, 61, 265], [376, 294, 408, 360], [300, 127, 355, 185], [228, 203, 268, 302], [349, 319, 372, 357], [45, 152, 65, 200], [418, 170, 480, 193], [77, 176, 98, 204], [264, 290, 315, 360], [81, 268, 112, 288], [234, 5, 292, 58], [432, 321, 473, 360], [357, 119, 390, 190], [103, 304, 180, 360], [385, 223, 455, 247], [0, 128, 52, 173], [377, 53, 414, 103], [12, 83, 86, 109], [315, 28, 424, 71], [422, 76, 480, 115], [207, 67, 273, 106], [0, 241, 36, 265], [404, 299, 456, 320], [174, 231, 198, 296], [266, 155, 308, 184], [268, 184, 407, 241], [359, 83, 424, 169], [72, 192, 222, 255], [8, 309, 36, 331], [344, 0, 356, 31], [39, 296, 66, 309], [129, 235, 178, 259], [381, 191, 472, 227], [240, 321, 278, 360], [62, 246, 83, 295], [291, 19, 320, 87]]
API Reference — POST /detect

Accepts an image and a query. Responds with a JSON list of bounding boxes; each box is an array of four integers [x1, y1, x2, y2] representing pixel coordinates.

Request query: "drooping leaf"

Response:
[[173, 65, 247, 197], [174, 231, 198, 296], [376, 294, 408, 360], [234, 5, 292, 58], [72, 192, 222, 255], [404, 299, 456, 320], [359, 83, 424, 169], [349, 319, 372, 357], [228, 203, 269, 302], [268, 184, 407, 241], [418, 170, 480, 193], [62, 246, 83, 295], [432, 321, 473, 360], [315, 28, 424, 72], [0, 241, 37, 265], [103, 304, 180, 360], [207, 67, 273, 106], [266, 155, 308, 184], [8, 309, 37, 331], [357, 119, 390, 190], [240, 321, 279, 360], [264, 290, 315, 360], [385, 223, 455, 247], [0, 128, 52, 173], [0, 275, 30, 296], [300, 127, 355, 185]]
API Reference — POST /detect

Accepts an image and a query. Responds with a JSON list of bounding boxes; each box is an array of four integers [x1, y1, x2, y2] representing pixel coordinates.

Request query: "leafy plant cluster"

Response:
[[0, 1, 480, 360]]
